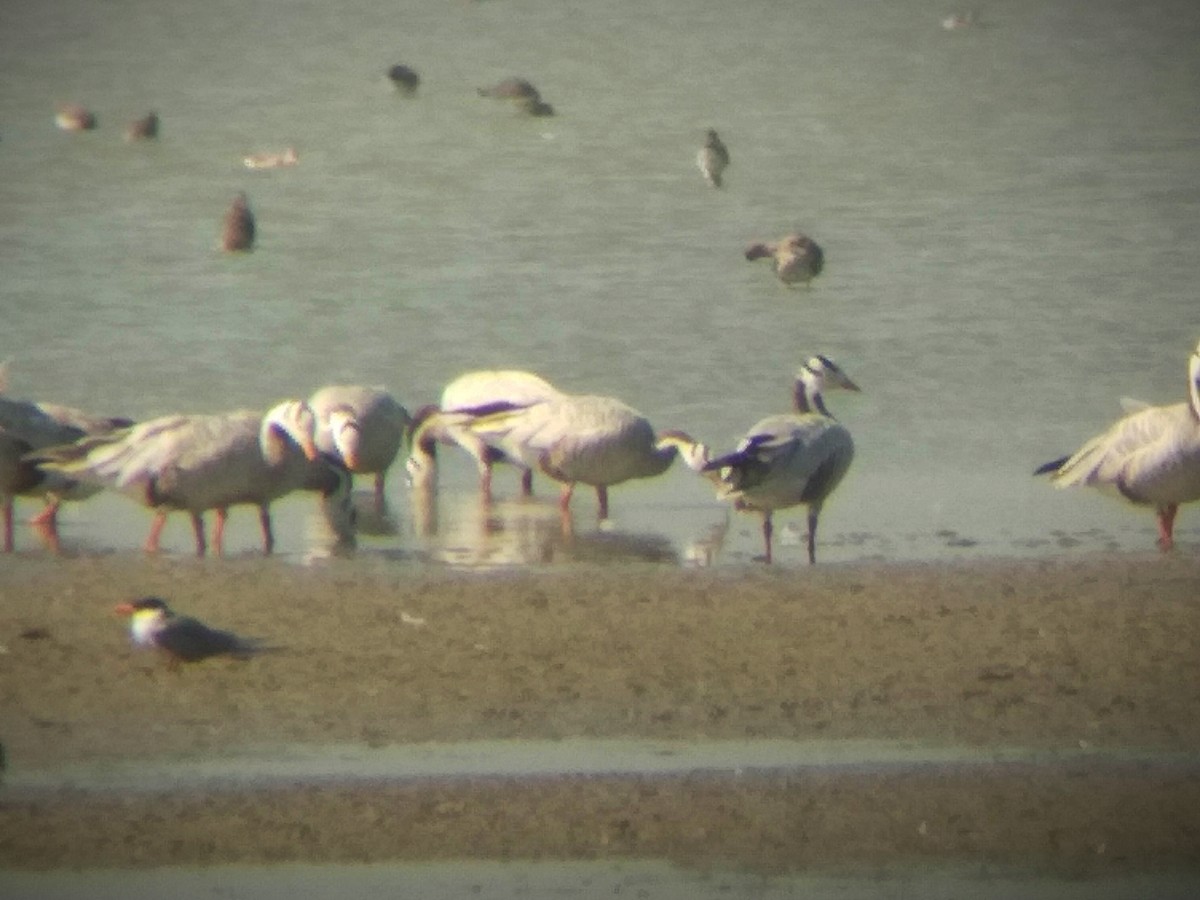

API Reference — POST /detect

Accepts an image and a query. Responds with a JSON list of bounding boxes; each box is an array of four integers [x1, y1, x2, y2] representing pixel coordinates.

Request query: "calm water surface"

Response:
[[2, 0, 1199, 566]]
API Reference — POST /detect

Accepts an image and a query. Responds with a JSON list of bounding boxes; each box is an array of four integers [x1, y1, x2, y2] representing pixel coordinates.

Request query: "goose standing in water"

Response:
[[697, 128, 730, 188], [449, 393, 707, 527], [407, 369, 567, 499], [31, 400, 354, 556], [1, 393, 132, 552], [1036, 339, 1200, 552], [703, 356, 860, 564], [220, 192, 256, 251], [745, 233, 824, 287], [308, 384, 411, 517]]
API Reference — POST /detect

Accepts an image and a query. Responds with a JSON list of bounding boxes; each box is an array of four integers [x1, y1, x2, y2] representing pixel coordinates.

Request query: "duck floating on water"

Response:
[[220, 192, 256, 251], [697, 128, 730, 188], [387, 63, 421, 95], [124, 111, 159, 141], [243, 147, 298, 169], [55, 104, 96, 132], [477, 77, 555, 116], [744, 233, 825, 287]]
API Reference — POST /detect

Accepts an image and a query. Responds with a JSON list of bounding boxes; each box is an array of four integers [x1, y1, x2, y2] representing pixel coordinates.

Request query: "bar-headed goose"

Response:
[[308, 385, 411, 516], [703, 355, 860, 564], [30, 400, 354, 556], [406, 369, 567, 498], [0, 392, 132, 552], [451, 393, 707, 524], [1036, 339, 1200, 552]]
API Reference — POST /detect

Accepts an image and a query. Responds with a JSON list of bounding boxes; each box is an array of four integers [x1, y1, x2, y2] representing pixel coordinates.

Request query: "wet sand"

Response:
[[2, 553, 1200, 878]]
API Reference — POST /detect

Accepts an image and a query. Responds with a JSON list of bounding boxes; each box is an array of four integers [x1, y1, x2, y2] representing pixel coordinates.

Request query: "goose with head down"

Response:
[[1036, 339, 1200, 552], [308, 384, 411, 516], [406, 369, 566, 500], [445, 392, 707, 527], [0, 390, 132, 552], [703, 355, 860, 564], [30, 400, 354, 556]]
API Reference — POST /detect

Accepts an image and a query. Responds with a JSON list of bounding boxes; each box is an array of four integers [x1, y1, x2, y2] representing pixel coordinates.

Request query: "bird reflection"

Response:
[[349, 489, 400, 537], [681, 512, 729, 567], [404, 487, 719, 568]]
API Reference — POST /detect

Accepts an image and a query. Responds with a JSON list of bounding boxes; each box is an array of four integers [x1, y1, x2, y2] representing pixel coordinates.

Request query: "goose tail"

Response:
[[1033, 455, 1070, 477]]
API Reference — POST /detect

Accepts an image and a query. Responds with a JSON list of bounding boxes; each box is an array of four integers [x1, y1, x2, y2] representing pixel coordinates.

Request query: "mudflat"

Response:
[[2, 553, 1199, 876]]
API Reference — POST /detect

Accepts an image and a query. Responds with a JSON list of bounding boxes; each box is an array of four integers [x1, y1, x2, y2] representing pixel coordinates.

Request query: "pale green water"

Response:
[[2, 0, 1199, 565], [14, 737, 1197, 793]]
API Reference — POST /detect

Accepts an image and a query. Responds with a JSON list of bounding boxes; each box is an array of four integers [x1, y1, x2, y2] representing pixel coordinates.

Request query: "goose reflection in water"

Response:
[[404, 487, 725, 569]]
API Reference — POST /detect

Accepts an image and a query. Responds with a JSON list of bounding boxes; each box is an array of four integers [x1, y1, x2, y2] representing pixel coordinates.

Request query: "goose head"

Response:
[[323, 404, 363, 471], [404, 404, 442, 490], [656, 430, 711, 473], [260, 400, 318, 464], [316, 455, 357, 550], [794, 355, 861, 416]]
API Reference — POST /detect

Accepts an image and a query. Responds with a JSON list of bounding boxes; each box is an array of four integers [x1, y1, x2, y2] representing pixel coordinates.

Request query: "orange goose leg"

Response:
[[29, 500, 62, 553], [1157, 504, 1179, 552]]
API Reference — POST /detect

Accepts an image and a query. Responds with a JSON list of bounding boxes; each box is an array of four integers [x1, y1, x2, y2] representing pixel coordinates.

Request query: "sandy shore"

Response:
[[2, 553, 1200, 877]]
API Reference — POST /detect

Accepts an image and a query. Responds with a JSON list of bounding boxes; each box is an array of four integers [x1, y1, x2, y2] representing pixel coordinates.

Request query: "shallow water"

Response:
[[6, 862, 1200, 900], [2, 0, 1199, 566], [9, 739, 1200, 898], [13, 737, 1199, 794]]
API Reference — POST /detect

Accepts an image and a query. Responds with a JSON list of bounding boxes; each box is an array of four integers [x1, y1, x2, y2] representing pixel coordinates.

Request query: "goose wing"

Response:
[[707, 414, 854, 506], [1, 427, 44, 495], [32, 412, 261, 498], [441, 370, 563, 412], [464, 395, 662, 486], [0, 396, 87, 449], [1050, 402, 1200, 503]]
